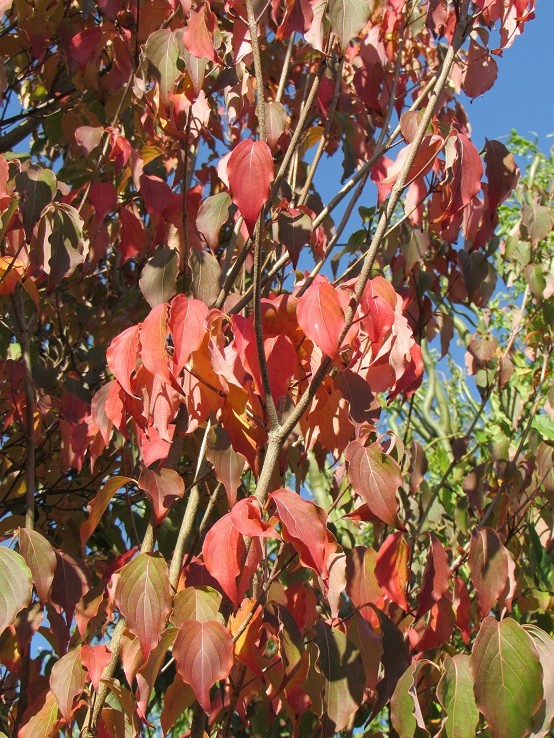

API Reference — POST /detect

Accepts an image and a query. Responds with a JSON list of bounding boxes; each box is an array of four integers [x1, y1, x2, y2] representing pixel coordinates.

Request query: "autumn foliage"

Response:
[[0, 0, 552, 736]]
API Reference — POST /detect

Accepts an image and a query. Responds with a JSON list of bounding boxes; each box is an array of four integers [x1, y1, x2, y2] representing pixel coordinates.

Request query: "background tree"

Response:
[[0, 0, 551, 737]]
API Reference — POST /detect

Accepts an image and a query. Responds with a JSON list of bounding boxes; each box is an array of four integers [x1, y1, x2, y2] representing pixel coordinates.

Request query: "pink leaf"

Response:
[[202, 512, 243, 604], [375, 532, 410, 611], [297, 275, 346, 362], [173, 620, 234, 712], [138, 467, 186, 524], [49, 649, 85, 722], [181, 1, 220, 63], [106, 325, 140, 398], [230, 498, 279, 539], [80, 644, 112, 690], [139, 303, 172, 383], [168, 294, 208, 374], [271, 488, 337, 580], [227, 139, 273, 234], [415, 534, 451, 618], [114, 552, 171, 659]]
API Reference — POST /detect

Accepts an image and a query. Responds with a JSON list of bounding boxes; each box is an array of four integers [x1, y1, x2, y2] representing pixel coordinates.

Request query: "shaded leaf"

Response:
[[484, 139, 519, 212], [80, 476, 135, 548], [139, 248, 179, 308], [468, 528, 510, 617], [189, 249, 221, 307], [196, 192, 231, 251], [205, 425, 245, 506], [416, 534, 451, 617], [311, 621, 365, 732], [15, 167, 57, 238], [144, 29, 180, 103], [328, 0, 372, 50]]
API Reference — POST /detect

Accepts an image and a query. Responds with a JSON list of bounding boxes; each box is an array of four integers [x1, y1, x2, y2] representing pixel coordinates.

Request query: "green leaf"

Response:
[[19, 528, 57, 604], [391, 661, 434, 738], [328, 0, 372, 52], [0, 546, 33, 637], [144, 29, 180, 104], [14, 166, 57, 238], [531, 415, 554, 442], [472, 617, 543, 738], [139, 247, 179, 308], [437, 654, 479, 738], [308, 621, 365, 733], [522, 625, 554, 738], [196, 192, 232, 252]]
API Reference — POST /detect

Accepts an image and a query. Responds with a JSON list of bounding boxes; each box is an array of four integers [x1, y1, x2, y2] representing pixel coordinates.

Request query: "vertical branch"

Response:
[[12, 287, 35, 530], [253, 1, 472, 507], [298, 56, 344, 206], [10, 286, 35, 738], [245, 0, 280, 431]]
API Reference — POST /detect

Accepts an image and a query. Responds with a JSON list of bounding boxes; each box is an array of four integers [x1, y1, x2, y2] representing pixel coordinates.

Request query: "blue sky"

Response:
[[311, 3, 554, 252], [466, 0, 554, 149]]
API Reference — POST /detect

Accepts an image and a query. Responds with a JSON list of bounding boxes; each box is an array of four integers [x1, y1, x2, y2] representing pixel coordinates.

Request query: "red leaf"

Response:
[[140, 174, 173, 217], [138, 467, 186, 524], [345, 546, 384, 622], [230, 498, 279, 539], [68, 27, 102, 70], [106, 325, 140, 398], [444, 133, 483, 215], [50, 551, 91, 622], [270, 488, 337, 580], [412, 596, 455, 652], [114, 553, 171, 659], [375, 532, 410, 611], [415, 534, 451, 617], [453, 575, 471, 645], [227, 139, 273, 234], [463, 39, 498, 99], [81, 644, 112, 690], [139, 303, 172, 383], [297, 275, 346, 362], [484, 138, 520, 212], [382, 135, 443, 187], [169, 294, 208, 375], [173, 620, 234, 713], [89, 181, 117, 222], [468, 527, 511, 617], [345, 441, 402, 528], [202, 512, 243, 604], [181, 1, 220, 63]]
